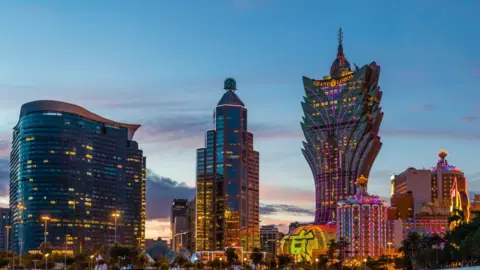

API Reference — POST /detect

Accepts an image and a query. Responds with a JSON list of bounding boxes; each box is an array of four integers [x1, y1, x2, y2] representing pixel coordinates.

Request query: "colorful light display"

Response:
[[337, 176, 388, 258], [300, 28, 383, 224], [279, 224, 336, 263]]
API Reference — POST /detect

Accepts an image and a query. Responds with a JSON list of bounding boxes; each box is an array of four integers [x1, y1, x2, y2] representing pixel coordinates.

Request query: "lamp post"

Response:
[[45, 253, 49, 270], [363, 258, 367, 270], [219, 257, 222, 270], [33, 259, 39, 270], [316, 258, 319, 270], [89, 255, 94, 270], [41, 216, 51, 248], [5, 225, 11, 267], [18, 203, 26, 267], [111, 212, 120, 243]]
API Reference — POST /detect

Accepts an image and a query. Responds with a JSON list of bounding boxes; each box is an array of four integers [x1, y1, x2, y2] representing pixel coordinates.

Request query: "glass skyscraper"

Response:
[[196, 78, 260, 252], [301, 28, 383, 224], [10, 100, 146, 253]]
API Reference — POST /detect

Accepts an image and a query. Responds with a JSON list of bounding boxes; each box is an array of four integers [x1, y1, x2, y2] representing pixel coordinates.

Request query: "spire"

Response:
[[329, 27, 351, 78], [337, 27, 344, 57]]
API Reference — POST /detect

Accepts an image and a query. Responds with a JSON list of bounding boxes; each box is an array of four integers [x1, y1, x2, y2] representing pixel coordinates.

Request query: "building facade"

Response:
[[186, 198, 196, 253], [390, 168, 432, 218], [301, 28, 383, 224], [387, 218, 448, 250], [260, 225, 279, 256], [10, 100, 146, 253], [0, 208, 11, 251], [337, 176, 388, 258], [390, 150, 470, 224], [171, 199, 188, 245], [172, 216, 188, 252], [431, 150, 470, 222], [196, 78, 260, 252]]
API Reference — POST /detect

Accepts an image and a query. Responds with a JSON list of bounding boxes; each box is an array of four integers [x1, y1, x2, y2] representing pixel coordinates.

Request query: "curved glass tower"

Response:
[[301, 29, 383, 224], [10, 100, 146, 253], [196, 78, 260, 252]]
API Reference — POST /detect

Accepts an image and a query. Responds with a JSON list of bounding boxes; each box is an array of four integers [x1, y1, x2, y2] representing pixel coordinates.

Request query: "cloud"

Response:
[[459, 116, 480, 124], [146, 170, 195, 220], [145, 218, 171, 240], [0, 159, 9, 198], [407, 104, 436, 111], [381, 129, 480, 141], [260, 203, 315, 216], [0, 141, 9, 157], [137, 114, 301, 147], [260, 184, 314, 207]]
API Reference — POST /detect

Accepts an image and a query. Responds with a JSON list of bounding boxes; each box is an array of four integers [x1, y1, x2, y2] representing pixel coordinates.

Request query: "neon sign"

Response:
[[312, 73, 354, 87]]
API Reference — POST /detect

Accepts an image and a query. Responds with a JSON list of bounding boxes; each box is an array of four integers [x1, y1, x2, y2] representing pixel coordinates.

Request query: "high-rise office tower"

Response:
[[171, 199, 188, 245], [196, 78, 260, 252], [301, 28, 383, 223], [10, 100, 146, 253]]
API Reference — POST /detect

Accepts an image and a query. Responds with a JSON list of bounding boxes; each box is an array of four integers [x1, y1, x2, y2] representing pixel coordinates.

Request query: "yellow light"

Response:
[[41, 216, 51, 221]]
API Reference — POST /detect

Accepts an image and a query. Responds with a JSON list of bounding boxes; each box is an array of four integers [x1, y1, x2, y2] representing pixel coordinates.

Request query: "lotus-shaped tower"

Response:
[[301, 28, 383, 224]]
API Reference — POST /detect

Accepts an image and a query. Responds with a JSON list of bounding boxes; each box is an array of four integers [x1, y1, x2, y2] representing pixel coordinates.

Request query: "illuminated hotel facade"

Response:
[[196, 78, 260, 252], [390, 150, 470, 224], [10, 100, 146, 253], [301, 28, 383, 223], [337, 176, 388, 258]]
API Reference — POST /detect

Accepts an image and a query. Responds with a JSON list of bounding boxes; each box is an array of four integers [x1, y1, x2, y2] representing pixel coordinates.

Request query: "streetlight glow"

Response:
[[112, 211, 120, 243]]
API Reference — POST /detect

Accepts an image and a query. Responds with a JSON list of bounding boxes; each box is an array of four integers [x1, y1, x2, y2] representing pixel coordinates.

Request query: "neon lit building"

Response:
[[337, 176, 388, 258], [196, 78, 260, 252], [387, 218, 448, 250], [431, 149, 470, 223], [10, 100, 146, 253], [301, 28, 383, 224], [279, 224, 336, 263]]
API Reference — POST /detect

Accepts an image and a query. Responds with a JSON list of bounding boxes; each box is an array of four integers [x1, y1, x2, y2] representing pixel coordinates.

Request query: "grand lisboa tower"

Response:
[[301, 28, 384, 224]]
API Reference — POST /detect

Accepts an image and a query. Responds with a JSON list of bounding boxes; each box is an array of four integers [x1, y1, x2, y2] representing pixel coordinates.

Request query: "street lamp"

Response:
[[41, 216, 51, 248], [219, 257, 222, 270], [363, 258, 367, 270], [111, 212, 120, 243], [18, 203, 26, 267], [387, 242, 393, 256], [89, 255, 94, 270], [33, 259, 39, 270], [5, 225, 11, 267], [44, 253, 49, 270], [316, 258, 319, 270]]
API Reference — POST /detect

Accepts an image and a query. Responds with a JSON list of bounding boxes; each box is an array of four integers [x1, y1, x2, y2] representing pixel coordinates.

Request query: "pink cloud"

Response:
[[260, 184, 314, 206], [146, 218, 171, 241]]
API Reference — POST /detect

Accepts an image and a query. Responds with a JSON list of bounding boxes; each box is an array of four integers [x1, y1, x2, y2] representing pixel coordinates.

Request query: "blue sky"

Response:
[[0, 0, 479, 238]]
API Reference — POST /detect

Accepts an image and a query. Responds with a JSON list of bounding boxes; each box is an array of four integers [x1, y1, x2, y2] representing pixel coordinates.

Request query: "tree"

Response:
[[277, 254, 292, 268], [400, 232, 422, 270], [250, 248, 263, 268], [225, 247, 238, 265], [172, 254, 188, 268]]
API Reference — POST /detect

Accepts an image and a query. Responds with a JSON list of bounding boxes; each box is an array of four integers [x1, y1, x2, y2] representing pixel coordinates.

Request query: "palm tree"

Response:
[[225, 247, 238, 265], [250, 248, 263, 269], [400, 232, 422, 269]]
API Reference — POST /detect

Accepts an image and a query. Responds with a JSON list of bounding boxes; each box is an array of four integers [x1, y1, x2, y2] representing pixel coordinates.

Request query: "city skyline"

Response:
[[0, 1, 479, 239]]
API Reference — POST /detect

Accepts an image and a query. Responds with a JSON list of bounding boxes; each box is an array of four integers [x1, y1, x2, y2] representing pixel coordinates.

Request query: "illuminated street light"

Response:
[[41, 216, 51, 248], [112, 212, 121, 243]]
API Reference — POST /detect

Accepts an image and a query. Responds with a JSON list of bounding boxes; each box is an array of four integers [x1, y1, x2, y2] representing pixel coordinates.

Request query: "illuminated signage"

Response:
[[312, 73, 354, 87]]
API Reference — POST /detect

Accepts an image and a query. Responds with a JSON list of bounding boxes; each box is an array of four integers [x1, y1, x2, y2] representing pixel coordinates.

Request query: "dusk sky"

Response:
[[0, 1, 479, 240]]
